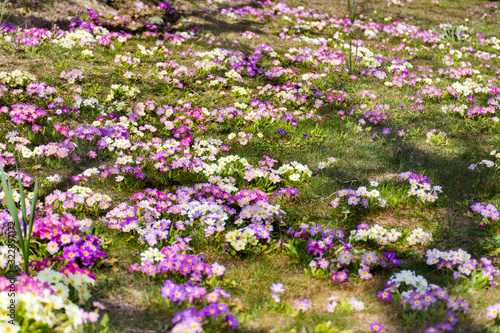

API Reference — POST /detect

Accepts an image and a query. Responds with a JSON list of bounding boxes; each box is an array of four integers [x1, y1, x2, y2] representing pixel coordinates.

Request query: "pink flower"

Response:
[[86, 311, 100, 323], [331, 198, 340, 208], [359, 267, 373, 280], [294, 298, 311, 311], [206, 290, 220, 303], [93, 301, 106, 310], [211, 263, 226, 277], [486, 303, 500, 318], [46, 241, 60, 255]]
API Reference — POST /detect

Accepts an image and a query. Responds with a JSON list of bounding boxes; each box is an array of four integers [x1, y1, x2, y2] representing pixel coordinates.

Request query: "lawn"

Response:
[[0, 0, 500, 332]]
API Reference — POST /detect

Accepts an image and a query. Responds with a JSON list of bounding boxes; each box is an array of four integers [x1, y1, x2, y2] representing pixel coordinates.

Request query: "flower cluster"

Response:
[[130, 243, 224, 282], [470, 202, 499, 225], [349, 223, 432, 246], [225, 227, 258, 251], [62, 234, 106, 266], [426, 129, 448, 145], [59, 69, 84, 84], [45, 187, 112, 213], [379, 270, 469, 331], [0, 69, 37, 88], [0, 268, 99, 332], [398, 171, 442, 202], [426, 248, 500, 282]]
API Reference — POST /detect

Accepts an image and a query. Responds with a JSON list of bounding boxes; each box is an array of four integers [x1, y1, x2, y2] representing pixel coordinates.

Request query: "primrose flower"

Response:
[[225, 313, 239, 329], [46, 241, 60, 255], [326, 301, 338, 313], [212, 263, 226, 276], [369, 323, 385, 332], [348, 298, 365, 311], [359, 267, 373, 280], [377, 290, 392, 302], [331, 198, 340, 208], [294, 298, 311, 311], [486, 303, 500, 318], [270, 283, 285, 293]]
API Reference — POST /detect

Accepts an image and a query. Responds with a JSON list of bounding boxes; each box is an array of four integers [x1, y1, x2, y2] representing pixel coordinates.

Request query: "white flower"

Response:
[[326, 301, 338, 312]]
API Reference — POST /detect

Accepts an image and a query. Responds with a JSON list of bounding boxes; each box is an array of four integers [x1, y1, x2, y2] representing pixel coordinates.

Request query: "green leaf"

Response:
[[26, 179, 39, 260], [100, 313, 109, 328], [16, 168, 27, 236], [0, 169, 23, 244]]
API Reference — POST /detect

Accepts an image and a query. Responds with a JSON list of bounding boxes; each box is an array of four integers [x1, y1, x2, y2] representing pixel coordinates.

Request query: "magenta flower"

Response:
[[369, 323, 385, 332]]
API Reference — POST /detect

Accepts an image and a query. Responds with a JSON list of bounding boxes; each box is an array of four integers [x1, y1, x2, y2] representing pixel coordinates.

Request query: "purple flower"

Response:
[[310, 224, 322, 236], [377, 290, 392, 302], [225, 313, 239, 329], [63, 244, 80, 261], [437, 323, 453, 331], [201, 304, 221, 317], [337, 269, 349, 282], [445, 311, 457, 325], [206, 290, 220, 303], [318, 258, 329, 269], [294, 298, 311, 311], [270, 283, 285, 293], [382, 128, 390, 135], [334, 230, 344, 239], [347, 196, 360, 205], [170, 285, 186, 302]]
